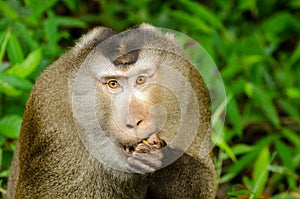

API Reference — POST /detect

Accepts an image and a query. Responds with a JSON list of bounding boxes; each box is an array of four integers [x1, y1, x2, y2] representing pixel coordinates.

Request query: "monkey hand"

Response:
[[127, 134, 165, 174], [127, 145, 164, 174]]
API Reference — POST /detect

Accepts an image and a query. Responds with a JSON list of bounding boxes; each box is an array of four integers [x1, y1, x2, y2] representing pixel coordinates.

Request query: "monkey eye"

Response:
[[136, 75, 148, 85], [107, 80, 119, 89]]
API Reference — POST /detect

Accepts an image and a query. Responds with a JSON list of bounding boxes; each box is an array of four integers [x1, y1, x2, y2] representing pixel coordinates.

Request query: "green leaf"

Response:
[[281, 128, 300, 147], [7, 33, 24, 65], [171, 11, 213, 34], [262, 12, 298, 42], [241, 55, 263, 68], [227, 149, 258, 175], [251, 147, 270, 199], [268, 165, 299, 179], [243, 176, 254, 191], [0, 115, 22, 139], [0, 76, 21, 96], [0, 72, 33, 96], [232, 144, 253, 155], [226, 95, 243, 136], [0, 169, 10, 178], [286, 87, 300, 99], [7, 49, 42, 78], [277, 99, 300, 119], [62, 0, 78, 12], [0, 63, 10, 72], [56, 17, 86, 28], [289, 0, 300, 8], [25, 0, 58, 17], [226, 184, 253, 196], [275, 140, 295, 171], [237, 0, 257, 12], [222, 53, 241, 79], [213, 134, 237, 162], [14, 22, 39, 50], [0, 1, 19, 21], [43, 10, 60, 55], [227, 136, 277, 176], [287, 42, 300, 67], [271, 193, 300, 199], [0, 73, 33, 90], [212, 94, 231, 126], [0, 148, 2, 167], [0, 134, 5, 147], [245, 83, 280, 127], [178, 0, 224, 30], [244, 82, 254, 97], [0, 30, 11, 62], [255, 135, 279, 148], [219, 173, 236, 184]]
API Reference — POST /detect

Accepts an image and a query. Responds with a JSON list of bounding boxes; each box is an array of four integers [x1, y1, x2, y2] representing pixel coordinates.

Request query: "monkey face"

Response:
[[95, 56, 181, 154]]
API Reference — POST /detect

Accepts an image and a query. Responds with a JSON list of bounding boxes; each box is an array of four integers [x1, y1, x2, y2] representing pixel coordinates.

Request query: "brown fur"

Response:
[[7, 24, 216, 199]]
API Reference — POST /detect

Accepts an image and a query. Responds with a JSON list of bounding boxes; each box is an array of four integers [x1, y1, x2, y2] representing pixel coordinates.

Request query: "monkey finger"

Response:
[[135, 143, 151, 153], [132, 151, 163, 168], [146, 134, 161, 145], [127, 157, 156, 174], [129, 152, 163, 169]]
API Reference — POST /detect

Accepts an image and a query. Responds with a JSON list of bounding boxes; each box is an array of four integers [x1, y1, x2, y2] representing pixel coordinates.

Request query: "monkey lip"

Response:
[[121, 133, 166, 154]]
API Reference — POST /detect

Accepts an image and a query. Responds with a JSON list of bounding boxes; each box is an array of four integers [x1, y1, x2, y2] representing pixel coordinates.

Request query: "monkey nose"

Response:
[[126, 119, 143, 129]]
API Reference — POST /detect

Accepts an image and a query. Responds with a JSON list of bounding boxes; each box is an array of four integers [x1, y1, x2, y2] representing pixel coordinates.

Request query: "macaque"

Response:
[[7, 24, 216, 198]]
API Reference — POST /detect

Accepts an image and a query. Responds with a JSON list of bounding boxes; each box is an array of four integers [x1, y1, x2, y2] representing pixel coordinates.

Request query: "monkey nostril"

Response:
[[126, 124, 134, 129], [126, 120, 143, 129], [137, 120, 143, 126]]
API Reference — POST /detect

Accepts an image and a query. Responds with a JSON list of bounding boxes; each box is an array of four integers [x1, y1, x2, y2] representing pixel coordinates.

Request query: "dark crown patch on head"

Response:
[[113, 50, 139, 67]]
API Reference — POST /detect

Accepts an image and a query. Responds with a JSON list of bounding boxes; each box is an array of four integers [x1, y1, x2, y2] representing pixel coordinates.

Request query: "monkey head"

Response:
[[71, 24, 205, 173]]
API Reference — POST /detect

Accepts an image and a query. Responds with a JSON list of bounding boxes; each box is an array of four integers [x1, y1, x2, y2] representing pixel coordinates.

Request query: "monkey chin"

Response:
[[121, 133, 166, 155]]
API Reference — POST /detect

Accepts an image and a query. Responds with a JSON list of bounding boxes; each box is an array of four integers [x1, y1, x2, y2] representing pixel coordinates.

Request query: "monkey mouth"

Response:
[[121, 133, 166, 154]]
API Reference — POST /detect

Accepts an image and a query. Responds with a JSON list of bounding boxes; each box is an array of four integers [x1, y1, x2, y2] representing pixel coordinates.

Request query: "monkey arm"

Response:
[[126, 142, 216, 199], [147, 152, 217, 199], [6, 27, 116, 198]]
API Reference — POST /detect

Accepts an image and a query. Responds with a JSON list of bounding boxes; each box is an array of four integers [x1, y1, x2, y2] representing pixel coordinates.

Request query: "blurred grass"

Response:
[[0, 0, 299, 198]]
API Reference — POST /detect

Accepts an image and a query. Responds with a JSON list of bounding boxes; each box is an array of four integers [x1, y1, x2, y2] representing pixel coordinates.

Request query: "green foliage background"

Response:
[[0, 0, 299, 198]]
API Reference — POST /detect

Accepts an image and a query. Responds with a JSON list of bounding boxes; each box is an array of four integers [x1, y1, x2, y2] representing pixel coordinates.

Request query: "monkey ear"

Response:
[[165, 33, 176, 41], [139, 23, 156, 30], [139, 23, 177, 43], [165, 32, 180, 48]]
